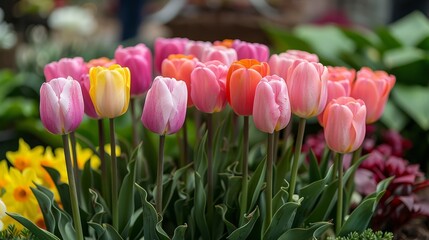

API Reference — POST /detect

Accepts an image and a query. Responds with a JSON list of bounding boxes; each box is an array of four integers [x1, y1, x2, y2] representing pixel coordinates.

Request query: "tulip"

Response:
[[318, 66, 355, 124], [226, 59, 270, 116], [232, 40, 269, 62], [115, 44, 153, 96], [44, 57, 87, 82], [78, 74, 99, 119], [191, 60, 228, 113], [322, 97, 367, 153], [286, 60, 328, 118], [201, 45, 237, 66], [87, 57, 116, 68], [89, 64, 130, 118], [155, 37, 188, 73], [214, 39, 234, 48], [253, 75, 291, 133], [40, 77, 84, 135], [351, 67, 396, 123], [185, 40, 212, 60], [269, 50, 319, 82], [161, 54, 198, 107], [141, 76, 188, 135]]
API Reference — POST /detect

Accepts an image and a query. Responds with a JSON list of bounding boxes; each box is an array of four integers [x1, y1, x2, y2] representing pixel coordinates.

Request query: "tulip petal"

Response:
[[324, 104, 354, 153], [191, 67, 220, 113], [40, 83, 63, 134]]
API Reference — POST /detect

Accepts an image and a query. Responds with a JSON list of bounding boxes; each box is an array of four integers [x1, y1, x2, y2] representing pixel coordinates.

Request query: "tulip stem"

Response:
[[288, 118, 306, 202], [130, 98, 139, 148], [69, 132, 81, 204], [207, 114, 214, 229], [273, 130, 279, 164], [109, 118, 119, 230], [156, 135, 166, 214], [345, 147, 362, 211], [181, 118, 189, 167], [62, 134, 84, 240], [239, 116, 249, 225], [264, 133, 274, 231], [98, 119, 110, 207], [336, 153, 344, 235]]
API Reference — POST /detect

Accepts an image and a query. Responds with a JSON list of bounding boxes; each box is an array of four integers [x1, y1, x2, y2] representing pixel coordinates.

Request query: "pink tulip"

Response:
[[78, 74, 99, 119], [44, 57, 87, 82], [322, 97, 366, 153], [161, 54, 199, 107], [155, 37, 188, 73], [141, 76, 187, 135], [115, 44, 153, 96], [351, 67, 396, 123], [286, 61, 328, 118], [269, 50, 319, 82], [232, 40, 269, 62], [201, 45, 237, 66], [317, 66, 355, 124], [191, 60, 228, 113], [185, 40, 212, 60], [40, 77, 84, 135], [253, 75, 291, 133]]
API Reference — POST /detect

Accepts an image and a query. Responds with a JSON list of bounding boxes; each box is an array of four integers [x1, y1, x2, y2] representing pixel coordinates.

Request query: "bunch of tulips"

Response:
[[3, 38, 396, 239]]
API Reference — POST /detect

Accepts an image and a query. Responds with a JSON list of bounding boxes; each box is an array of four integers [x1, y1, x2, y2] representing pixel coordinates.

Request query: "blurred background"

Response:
[[1, 0, 429, 172]]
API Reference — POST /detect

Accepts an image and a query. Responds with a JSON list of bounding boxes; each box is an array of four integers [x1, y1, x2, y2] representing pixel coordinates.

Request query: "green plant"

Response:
[[327, 228, 394, 240]]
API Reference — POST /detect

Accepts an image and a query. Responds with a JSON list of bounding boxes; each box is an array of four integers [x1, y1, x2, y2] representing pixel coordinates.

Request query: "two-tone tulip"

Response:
[[44, 57, 87, 82], [351, 67, 395, 123], [40, 77, 84, 134], [161, 54, 198, 107], [286, 61, 328, 118], [89, 64, 130, 118], [253, 75, 291, 133], [155, 37, 188, 73], [115, 44, 153, 96], [191, 60, 228, 113], [322, 97, 366, 153], [141, 76, 187, 135], [226, 59, 270, 116]]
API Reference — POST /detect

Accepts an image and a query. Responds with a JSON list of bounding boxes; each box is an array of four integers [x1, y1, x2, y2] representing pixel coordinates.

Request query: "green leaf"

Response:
[[224, 176, 242, 208], [247, 156, 266, 211], [278, 222, 332, 240], [227, 207, 260, 240], [393, 85, 429, 130], [263, 201, 301, 240], [263, 24, 314, 53], [194, 172, 210, 239], [216, 204, 237, 234], [195, 132, 208, 177], [308, 150, 322, 182], [118, 160, 136, 235], [274, 145, 292, 193], [31, 186, 57, 234], [340, 27, 378, 49], [389, 11, 429, 46], [7, 212, 60, 240], [89, 189, 110, 224], [88, 222, 124, 240], [171, 224, 188, 240], [374, 27, 402, 52], [135, 183, 160, 240], [383, 47, 427, 69], [44, 167, 72, 214], [272, 186, 289, 215]]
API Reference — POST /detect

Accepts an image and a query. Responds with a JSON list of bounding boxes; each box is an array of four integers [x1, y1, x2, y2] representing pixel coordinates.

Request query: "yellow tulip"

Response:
[[89, 64, 130, 118]]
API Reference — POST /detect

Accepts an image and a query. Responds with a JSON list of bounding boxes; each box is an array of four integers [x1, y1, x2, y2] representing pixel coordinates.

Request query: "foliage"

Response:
[[0, 224, 40, 240], [327, 228, 394, 240]]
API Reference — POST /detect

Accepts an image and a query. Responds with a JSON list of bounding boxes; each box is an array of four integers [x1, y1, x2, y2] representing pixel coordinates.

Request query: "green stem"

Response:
[[345, 147, 362, 190], [264, 133, 274, 231], [288, 118, 306, 202], [62, 134, 84, 240], [336, 153, 344, 235], [109, 118, 119, 229], [98, 119, 110, 207], [273, 130, 279, 164], [130, 98, 139, 148], [69, 132, 81, 204], [181, 117, 188, 167], [332, 152, 338, 182], [156, 135, 166, 214], [207, 114, 214, 228], [239, 116, 249, 225]]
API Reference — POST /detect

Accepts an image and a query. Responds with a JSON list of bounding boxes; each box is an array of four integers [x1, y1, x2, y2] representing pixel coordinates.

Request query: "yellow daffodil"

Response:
[[6, 139, 43, 171], [0, 161, 9, 191]]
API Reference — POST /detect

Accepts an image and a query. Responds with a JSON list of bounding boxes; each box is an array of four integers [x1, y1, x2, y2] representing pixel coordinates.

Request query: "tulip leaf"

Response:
[[31, 186, 57, 234], [89, 189, 110, 224], [389, 11, 429, 47], [45, 166, 72, 214], [278, 222, 332, 240], [216, 204, 237, 234], [263, 201, 301, 240], [172, 224, 188, 240], [227, 207, 260, 240], [88, 222, 124, 240], [274, 145, 293, 194], [128, 208, 144, 240], [272, 185, 289, 214], [393, 85, 429, 130], [194, 172, 210, 240], [308, 150, 322, 182], [247, 156, 266, 211], [262, 23, 314, 53], [118, 159, 136, 236], [7, 212, 59, 240], [195, 131, 208, 178], [135, 183, 160, 240], [225, 176, 242, 208]]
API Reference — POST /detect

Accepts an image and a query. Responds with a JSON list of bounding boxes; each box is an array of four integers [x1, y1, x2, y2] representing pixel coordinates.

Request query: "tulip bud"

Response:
[[141, 76, 188, 135], [201, 45, 237, 66], [44, 57, 87, 82], [40, 77, 84, 134], [226, 59, 270, 116], [191, 60, 228, 113], [351, 67, 395, 123], [115, 44, 153, 96], [233, 40, 269, 62], [323, 97, 366, 153], [155, 37, 188, 73], [89, 64, 130, 118], [253, 75, 291, 133], [287, 61, 328, 118]]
